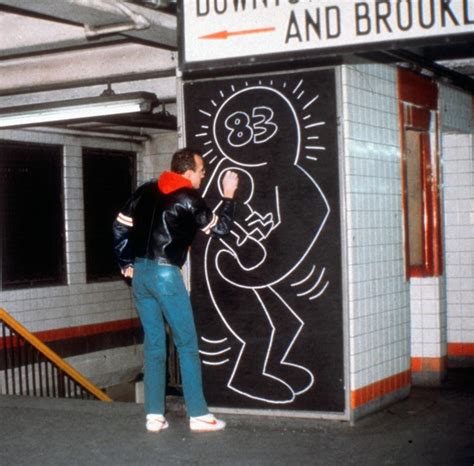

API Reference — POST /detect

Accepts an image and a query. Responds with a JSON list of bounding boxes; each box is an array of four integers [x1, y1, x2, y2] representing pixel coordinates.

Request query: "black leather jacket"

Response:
[[112, 180, 235, 269]]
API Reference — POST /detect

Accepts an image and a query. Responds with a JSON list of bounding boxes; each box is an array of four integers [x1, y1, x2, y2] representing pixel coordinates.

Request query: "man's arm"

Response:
[[194, 171, 239, 237], [112, 182, 149, 277], [112, 209, 134, 277]]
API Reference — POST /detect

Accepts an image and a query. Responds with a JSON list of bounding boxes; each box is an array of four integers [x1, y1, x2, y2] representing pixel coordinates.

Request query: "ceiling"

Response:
[[0, 0, 178, 139], [0, 0, 473, 139]]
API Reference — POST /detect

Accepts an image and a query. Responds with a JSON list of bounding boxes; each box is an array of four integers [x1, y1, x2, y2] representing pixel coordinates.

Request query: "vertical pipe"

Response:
[[23, 339, 30, 396], [58, 370, 63, 398], [9, 330, 16, 395], [29, 343, 37, 396], [45, 361, 51, 397], [66, 376, 72, 398], [16, 331, 23, 395], [38, 355, 44, 397], [2, 323, 10, 394], [52, 365, 57, 397]]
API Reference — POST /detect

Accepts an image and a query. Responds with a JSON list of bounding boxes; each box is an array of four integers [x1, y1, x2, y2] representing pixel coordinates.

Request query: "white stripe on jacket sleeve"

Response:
[[116, 212, 133, 227], [201, 213, 219, 235]]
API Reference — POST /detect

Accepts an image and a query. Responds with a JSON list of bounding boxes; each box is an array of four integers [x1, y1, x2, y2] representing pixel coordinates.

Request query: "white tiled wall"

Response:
[[442, 127, 474, 349], [440, 85, 473, 134], [143, 130, 178, 180], [410, 276, 447, 358], [341, 63, 411, 392], [0, 128, 144, 386]]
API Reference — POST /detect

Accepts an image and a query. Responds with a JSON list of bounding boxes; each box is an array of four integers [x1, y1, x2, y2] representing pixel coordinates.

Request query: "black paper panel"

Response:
[[184, 68, 344, 412]]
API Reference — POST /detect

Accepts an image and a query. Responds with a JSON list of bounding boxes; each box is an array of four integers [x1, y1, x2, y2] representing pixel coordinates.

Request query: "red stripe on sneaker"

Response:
[[195, 419, 217, 425]]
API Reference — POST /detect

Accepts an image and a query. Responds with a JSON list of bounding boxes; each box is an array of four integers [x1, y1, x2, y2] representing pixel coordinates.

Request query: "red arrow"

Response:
[[199, 27, 275, 40]]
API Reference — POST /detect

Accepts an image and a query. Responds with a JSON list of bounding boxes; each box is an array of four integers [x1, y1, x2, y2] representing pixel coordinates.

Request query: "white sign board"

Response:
[[182, 0, 474, 66]]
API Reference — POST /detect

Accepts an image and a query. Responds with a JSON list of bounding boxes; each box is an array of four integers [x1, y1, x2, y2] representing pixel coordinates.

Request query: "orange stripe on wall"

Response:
[[0, 318, 141, 349], [36, 318, 141, 342], [411, 356, 447, 373], [351, 370, 411, 409], [448, 343, 474, 357]]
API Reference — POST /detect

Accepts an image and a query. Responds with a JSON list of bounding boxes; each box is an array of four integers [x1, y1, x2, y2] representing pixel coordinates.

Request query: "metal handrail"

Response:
[[0, 308, 112, 402]]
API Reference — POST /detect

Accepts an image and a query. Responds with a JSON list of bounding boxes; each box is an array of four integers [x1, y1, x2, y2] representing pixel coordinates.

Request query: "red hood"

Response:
[[158, 171, 192, 194]]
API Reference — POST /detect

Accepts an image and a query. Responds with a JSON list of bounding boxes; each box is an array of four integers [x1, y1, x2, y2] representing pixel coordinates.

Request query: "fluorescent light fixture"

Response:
[[0, 92, 159, 128]]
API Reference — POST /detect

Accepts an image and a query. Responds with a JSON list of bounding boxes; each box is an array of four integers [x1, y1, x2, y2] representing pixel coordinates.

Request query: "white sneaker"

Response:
[[189, 413, 226, 432], [146, 414, 169, 432]]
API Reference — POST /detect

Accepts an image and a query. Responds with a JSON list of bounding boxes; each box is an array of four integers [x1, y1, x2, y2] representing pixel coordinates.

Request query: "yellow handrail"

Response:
[[0, 308, 112, 402]]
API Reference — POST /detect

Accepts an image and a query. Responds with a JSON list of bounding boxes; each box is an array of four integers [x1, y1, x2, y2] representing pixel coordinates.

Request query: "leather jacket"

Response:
[[112, 176, 235, 269]]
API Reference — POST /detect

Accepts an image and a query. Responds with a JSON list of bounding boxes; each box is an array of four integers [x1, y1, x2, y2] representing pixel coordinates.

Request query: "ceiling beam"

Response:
[[0, 0, 176, 49], [0, 43, 176, 95], [0, 11, 123, 59]]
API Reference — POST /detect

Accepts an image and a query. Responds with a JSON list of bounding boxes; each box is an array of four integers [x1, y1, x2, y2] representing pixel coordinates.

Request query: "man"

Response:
[[113, 147, 238, 433]]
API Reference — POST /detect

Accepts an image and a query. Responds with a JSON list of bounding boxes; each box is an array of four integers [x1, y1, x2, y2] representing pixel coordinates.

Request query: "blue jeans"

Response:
[[132, 258, 208, 417]]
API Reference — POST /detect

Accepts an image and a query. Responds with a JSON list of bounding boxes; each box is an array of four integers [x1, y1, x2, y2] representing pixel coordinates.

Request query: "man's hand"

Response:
[[222, 170, 239, 198], [122, 266, 134, 278]]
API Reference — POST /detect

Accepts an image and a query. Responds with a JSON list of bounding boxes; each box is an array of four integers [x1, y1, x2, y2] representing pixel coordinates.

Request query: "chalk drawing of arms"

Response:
[[215, 167, 281, 274]]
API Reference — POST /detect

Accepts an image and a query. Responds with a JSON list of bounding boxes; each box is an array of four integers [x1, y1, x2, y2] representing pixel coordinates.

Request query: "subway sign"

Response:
[[181, 0, 474, 68]]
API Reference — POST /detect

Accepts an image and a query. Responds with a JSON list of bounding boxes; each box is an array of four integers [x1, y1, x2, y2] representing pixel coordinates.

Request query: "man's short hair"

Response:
[[171, 148, 202, 174]]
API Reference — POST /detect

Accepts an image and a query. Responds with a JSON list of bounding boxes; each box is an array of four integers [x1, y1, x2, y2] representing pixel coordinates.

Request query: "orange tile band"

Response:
[[351, 370, 411, 409], [35, 317, 141, 342], [0, 317, 141, 349], [448, 343, 474, 357], [411, 356, 447, 373]]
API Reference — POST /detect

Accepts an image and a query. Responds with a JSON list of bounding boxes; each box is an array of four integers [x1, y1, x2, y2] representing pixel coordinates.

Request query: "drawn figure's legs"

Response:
[[256, 287, 315, 395], [206, 280, 293, 403]]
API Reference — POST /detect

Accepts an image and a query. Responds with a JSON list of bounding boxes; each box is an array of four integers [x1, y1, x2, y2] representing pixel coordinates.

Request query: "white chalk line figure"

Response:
[[203, 242, 296, 404], [201, 336, 228, 344], [296, 268, 325, 296], [199, 347, 231, 356], [203, 360, 230, 366], [208, 85, 330, 288], [305, 121, 325, 129], [292, 267, 330, 301], [291, 265, 316, 287], [266, 286, 315, 396], [203, 253, 315, 403], [199, 337, 231, 366], [251, 107, 278, 144], [290, 264, 330, 301], [309, 282, 330, 300], [292, 79, 303, 94], [303, 94, 319, 110], [219, 167, 281, 247], [214, 167, 283, 279], [224, 106, 278, 149], [198, 79, 330, 403]]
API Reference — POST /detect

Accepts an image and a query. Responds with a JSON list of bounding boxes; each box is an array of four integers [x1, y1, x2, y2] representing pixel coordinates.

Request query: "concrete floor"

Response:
[[0, 369, 473, 466]]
